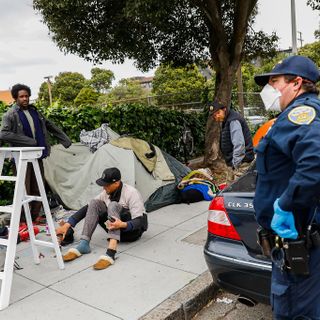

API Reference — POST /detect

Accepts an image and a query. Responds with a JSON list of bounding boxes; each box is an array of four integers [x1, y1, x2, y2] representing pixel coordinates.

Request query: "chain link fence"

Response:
[[110, 90, 204, 112], [110, 90, 267, 118], [233, 92, 267, 127]]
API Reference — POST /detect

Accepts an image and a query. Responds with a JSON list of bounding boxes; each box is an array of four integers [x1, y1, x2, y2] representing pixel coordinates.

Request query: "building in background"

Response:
[[0, 90, 14, 105], [129, 76, 154, 90]]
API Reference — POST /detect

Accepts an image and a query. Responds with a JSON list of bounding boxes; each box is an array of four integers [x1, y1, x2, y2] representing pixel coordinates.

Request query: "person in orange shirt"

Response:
[[252, 118, 276, 147]]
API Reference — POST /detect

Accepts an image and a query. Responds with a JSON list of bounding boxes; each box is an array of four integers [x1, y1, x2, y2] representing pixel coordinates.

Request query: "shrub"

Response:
[[0, 102, 206, 204], [40, 102, 206, 161]]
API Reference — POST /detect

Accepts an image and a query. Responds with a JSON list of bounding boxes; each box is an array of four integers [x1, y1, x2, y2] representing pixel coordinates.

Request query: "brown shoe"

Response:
[[63, 248, 82, 262], [93, 255, 114, 270]]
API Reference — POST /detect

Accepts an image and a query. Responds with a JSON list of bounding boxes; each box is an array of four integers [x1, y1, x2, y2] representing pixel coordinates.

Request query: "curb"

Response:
[[139, 270, 218, 320]]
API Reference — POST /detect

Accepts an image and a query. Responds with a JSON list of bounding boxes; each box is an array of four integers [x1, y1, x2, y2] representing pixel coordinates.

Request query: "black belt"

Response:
[[257, 226, 320, 276]]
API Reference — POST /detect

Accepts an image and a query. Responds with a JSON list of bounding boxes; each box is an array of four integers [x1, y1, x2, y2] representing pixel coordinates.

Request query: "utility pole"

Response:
[[44, 76, 53, 105], [291, 0, 298, 54], [297, 31, 303, 48]]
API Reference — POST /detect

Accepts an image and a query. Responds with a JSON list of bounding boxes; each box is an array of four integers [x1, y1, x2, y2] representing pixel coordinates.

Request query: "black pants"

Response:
[[70, 204, 142, 242], [14, 160, 45, 221]]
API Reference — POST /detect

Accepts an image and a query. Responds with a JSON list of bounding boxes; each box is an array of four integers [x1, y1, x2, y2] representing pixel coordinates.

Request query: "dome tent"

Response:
[[43, 127, 190, 211]]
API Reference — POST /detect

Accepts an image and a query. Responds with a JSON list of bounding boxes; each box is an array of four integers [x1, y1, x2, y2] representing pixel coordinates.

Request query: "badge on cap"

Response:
[[288, 106, 316, 125]]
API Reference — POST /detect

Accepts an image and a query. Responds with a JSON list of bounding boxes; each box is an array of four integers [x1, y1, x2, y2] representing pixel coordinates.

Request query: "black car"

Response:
[[204, 165, 271, 304]]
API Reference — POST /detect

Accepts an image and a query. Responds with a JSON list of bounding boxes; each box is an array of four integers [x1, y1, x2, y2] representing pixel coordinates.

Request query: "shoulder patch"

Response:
[[288, 106, 316, 125]]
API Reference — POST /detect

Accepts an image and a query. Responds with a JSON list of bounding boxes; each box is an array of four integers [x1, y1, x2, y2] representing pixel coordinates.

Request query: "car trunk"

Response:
[[220, 169, 269, 260]]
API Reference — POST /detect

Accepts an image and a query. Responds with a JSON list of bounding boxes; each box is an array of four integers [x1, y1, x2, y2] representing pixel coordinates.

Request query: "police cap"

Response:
[[254, 55, 320, 86]]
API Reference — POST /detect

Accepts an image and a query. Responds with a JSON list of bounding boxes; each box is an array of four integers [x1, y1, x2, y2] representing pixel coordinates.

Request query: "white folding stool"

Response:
[[0, 147, 64, 310]]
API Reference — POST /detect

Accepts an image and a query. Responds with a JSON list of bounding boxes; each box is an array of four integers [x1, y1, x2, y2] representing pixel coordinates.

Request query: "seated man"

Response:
[[57, 167, 148, 270]]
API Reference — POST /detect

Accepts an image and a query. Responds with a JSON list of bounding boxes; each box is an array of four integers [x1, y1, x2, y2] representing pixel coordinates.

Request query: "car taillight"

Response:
[[208, 196, 241, 241]]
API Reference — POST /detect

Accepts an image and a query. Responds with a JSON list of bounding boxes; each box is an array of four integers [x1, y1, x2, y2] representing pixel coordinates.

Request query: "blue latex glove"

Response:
[[271, 198, 298, 239]]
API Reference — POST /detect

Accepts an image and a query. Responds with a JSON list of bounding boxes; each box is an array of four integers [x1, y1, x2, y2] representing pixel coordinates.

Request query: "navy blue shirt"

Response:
[[254, 93, 320, 231]]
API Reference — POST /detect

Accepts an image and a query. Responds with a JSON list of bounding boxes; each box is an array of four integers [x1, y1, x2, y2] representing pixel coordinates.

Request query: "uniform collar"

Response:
[[276, 93, 317, 121], [287, 92, 318, 110]]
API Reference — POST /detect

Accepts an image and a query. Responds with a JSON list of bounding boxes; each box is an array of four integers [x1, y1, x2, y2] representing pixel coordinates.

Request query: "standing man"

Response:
[[58, 167, 148, 270], [0, 84, 71, 221], [210, 100, 254, 183], [253, 55, 320, 319]]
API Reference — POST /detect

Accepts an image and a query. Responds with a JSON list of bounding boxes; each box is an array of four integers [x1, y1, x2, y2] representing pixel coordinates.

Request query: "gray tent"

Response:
[[44, 128, 190, 211]]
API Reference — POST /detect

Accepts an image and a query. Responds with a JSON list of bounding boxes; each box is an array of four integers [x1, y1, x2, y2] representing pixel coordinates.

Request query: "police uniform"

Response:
[[253, 56, 320, 320]]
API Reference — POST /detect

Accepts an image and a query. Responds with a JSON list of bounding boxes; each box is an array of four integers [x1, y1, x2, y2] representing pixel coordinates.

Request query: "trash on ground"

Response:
[[216, 297, 233, 304]]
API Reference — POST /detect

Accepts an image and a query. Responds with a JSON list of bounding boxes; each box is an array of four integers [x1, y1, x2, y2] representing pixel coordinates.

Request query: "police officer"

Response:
[[253, 55, 320, 320], [210, 100, 254, 183]]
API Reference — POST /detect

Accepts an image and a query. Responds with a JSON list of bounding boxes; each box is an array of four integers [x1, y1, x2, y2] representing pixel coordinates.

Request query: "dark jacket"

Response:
[[220, 109, 254, 167], [0, 104, 71, 156], [254, 93, 320, 231]]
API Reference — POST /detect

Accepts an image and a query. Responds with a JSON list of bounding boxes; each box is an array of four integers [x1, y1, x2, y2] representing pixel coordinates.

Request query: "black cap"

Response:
[[254, 55, 320, 86], [208, 100, 226, 114], [96, 167, 121, 186]]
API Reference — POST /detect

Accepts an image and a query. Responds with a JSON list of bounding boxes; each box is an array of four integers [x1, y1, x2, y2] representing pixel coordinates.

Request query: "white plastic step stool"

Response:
[[0, 147, 64, 310]]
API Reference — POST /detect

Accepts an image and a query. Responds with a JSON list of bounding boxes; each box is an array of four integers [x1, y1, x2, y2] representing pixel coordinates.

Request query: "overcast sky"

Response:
[[0, 0, 318, 97]]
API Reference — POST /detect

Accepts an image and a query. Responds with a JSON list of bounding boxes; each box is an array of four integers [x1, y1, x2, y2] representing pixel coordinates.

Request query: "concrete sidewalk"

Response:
[[0, 201, 214, 319]]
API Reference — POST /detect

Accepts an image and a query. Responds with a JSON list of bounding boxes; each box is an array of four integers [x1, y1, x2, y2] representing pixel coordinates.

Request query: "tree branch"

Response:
[[229, 0, 257, 68], [200, 0, 229, 67]]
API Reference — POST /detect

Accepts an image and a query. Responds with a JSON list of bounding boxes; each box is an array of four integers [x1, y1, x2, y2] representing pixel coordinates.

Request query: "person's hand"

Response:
[[271, 198, 298, 239], [105, 217, 126, 231], [232, 163, 239, 170], [55, 221, 71, 240]]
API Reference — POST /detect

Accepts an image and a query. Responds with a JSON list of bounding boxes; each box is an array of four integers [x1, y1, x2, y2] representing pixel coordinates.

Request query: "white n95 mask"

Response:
[[260, 84, 282, 112]]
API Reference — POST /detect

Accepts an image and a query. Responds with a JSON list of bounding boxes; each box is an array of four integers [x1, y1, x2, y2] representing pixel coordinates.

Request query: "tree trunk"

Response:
[[203, 66, 237, 169], [200, 0, 257, 170]]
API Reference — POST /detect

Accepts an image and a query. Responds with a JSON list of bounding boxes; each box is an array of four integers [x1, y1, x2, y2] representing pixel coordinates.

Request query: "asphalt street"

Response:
[[193, 291, 272, 320]]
